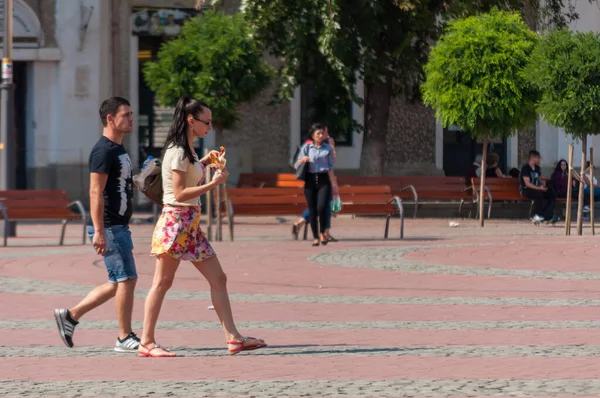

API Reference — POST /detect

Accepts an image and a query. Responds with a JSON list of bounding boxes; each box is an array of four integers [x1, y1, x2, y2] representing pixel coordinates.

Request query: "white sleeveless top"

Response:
[[161, 146, 206, 206]]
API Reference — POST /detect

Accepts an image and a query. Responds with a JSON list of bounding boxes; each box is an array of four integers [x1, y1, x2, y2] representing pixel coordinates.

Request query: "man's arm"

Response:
[[523, 176, 545, 190], [90, 172, 109, 254]]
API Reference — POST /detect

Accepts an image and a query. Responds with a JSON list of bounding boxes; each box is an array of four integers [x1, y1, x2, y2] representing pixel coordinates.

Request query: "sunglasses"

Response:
[[193, 117, 212, 126]]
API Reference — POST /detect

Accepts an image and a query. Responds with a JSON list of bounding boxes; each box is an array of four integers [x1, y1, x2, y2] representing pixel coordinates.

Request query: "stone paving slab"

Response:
[[4, 217, 600, 396], [5, 328, 600, 348], [10, 318, 600, 331], [2, 379, 600, 397], [4, 356, 600, 381], [5, 344, 600, 358], [12, 292, 600, 322]]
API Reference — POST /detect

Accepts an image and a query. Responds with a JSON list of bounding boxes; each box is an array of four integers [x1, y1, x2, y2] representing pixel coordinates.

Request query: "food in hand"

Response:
[[208, 146, 227, 170]]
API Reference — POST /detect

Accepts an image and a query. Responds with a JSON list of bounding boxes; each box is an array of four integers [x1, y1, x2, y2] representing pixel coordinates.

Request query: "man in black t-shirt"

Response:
[[53, 97, 140, 352], [520, 150, 556, 223]]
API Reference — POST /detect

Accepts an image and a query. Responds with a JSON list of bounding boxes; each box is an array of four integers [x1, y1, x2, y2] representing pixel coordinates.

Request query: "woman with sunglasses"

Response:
[[139, 96, 266, 357]]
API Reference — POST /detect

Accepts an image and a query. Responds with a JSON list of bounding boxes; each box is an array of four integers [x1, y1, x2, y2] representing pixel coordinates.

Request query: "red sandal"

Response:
[[227, 336, 267, 355], [138, 343, 176, 358]]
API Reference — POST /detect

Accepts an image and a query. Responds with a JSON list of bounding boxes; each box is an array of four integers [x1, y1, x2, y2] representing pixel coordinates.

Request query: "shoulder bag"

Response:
[[133, 158, 164, 205]]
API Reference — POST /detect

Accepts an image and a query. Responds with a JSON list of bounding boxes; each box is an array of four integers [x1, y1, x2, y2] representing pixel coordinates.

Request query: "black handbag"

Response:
[[295, 145, 309, 181], [133, 158, 163, 205]]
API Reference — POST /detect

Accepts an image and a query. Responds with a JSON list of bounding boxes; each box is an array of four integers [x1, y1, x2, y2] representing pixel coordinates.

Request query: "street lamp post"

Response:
[[0, 0, 16, 236]]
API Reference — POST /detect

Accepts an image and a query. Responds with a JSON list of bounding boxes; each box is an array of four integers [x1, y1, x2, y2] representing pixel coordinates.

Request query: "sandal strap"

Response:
[[141, 343, 169, 353], [227, 336, 262, 345]]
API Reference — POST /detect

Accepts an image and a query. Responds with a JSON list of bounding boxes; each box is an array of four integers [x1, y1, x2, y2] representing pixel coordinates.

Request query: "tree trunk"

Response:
[[479, 138, 488, 227], [565, 144, 574, 235], [360, 77, 393, 176], [576, 136, 587, 235], [591, 147, 595, 235], [521, 0, 538, 31]]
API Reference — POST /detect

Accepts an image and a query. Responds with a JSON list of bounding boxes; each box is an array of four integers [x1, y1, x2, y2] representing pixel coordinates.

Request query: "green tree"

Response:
[[144, 9, 272, 131], [242, 0, 588, 175], [527, 29, 600, 234], [422, 10, 538, 226]]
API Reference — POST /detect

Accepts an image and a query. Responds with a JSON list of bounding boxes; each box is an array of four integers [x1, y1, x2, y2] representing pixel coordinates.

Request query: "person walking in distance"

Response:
[[139, 96, 267, 357], [54, 97, 140, 352], [295, 123, 339, 246]]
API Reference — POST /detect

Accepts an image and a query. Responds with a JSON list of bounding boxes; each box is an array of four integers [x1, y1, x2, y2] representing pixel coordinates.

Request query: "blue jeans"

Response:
[[302, 203, 332, 229], [87, 225, 137, 283], [584, 187, 600, 197]]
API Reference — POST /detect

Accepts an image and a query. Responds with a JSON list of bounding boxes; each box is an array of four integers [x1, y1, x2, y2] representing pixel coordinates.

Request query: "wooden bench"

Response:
[[0, 190, 86, 246], [218, 185, 404, 240], [471, 177, 576, 219], [237, 173, 476, 218]]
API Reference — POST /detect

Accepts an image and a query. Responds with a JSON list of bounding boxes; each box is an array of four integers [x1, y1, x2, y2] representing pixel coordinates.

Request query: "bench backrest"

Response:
[[219, 185, 396, 215], [471, 178, 520, 193], [239, 173, 467, 188], [0, 190, 76, 219]]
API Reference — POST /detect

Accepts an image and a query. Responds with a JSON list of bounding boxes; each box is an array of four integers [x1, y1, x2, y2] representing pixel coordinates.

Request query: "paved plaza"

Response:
[[2, 215, 600, 396]]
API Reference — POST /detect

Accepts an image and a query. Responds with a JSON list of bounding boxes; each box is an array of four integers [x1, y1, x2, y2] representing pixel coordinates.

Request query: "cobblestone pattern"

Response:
[[3, 344, 600, 358], [4, 220, 600, 396], [5, 275, 600, 307], [2, 379, 600, 397], [6, 319, 600, 331], [310, 245, 600, 280]]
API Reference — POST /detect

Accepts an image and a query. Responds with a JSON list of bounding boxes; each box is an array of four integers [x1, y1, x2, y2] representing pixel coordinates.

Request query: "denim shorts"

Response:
[[87, 225, 137, 283]]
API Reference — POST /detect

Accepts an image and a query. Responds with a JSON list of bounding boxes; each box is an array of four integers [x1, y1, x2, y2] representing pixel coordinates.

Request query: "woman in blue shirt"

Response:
[[295, 123, 338, 246]]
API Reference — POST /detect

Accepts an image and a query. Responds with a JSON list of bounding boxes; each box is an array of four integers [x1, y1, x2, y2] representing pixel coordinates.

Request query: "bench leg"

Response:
[[60, 219, 69, 246], [2, 221, 6, 247], [82, 220, 87, 245], [0, 202, 8, 246], [458, 200, 465, 219], [229, 216, 235, 242], [400, 212, 404, 239], [385, 215, 390, 239], [303, 223, 308, 240]]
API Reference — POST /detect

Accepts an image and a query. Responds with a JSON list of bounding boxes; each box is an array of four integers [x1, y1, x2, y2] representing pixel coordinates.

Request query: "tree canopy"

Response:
[[241, 0, 590, 174], [421, 10, 539, 138], [144, 9, 272, 129], [527, 29, 600, 139]]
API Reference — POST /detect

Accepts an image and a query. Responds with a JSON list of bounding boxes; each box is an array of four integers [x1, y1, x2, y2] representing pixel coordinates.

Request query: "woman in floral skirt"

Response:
[[139, 96, 266, 357]]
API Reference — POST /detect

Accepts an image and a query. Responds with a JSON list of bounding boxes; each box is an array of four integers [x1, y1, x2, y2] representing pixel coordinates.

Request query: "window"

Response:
[[299, 80, 354, 146]]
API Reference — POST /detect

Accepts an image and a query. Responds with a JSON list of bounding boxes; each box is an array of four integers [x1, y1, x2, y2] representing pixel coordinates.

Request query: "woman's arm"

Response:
[[294, 145, 310, 169], [495, 168, 503, 178], [172, 169, 223, 203], [327, 148, 338, 193]]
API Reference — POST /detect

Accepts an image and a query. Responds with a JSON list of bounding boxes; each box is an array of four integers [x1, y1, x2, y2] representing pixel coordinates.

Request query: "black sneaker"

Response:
[[114, 332, 141, 352], [53, 309, 79, 348]]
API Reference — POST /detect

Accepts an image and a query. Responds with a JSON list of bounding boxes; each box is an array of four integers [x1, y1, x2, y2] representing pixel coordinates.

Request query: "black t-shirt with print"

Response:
[[88, 136, 133, 226], [520, 163, 542, 192]]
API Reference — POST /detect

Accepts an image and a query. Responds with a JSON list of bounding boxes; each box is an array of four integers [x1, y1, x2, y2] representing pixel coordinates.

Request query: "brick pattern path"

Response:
[[2, 216, 600, 396]]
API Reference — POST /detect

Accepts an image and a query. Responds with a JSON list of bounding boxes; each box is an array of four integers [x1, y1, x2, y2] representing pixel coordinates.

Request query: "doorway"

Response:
[[443, 126, 507, 177], [13, 61, 27, 189]]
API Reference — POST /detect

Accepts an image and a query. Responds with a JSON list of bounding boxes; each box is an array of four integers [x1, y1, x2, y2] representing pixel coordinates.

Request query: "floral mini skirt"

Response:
[[151, 205, 216, 262]]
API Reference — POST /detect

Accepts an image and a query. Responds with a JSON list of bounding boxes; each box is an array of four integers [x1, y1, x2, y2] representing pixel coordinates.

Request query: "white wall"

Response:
[[44, 0, 111, 165]]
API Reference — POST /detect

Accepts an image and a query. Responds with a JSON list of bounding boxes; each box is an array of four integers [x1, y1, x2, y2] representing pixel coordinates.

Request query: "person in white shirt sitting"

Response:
[[582, 161, 600, 212]]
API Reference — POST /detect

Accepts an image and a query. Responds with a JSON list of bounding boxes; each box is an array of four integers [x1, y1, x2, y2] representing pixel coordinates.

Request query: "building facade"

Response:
[[4, 0, 599, 204]]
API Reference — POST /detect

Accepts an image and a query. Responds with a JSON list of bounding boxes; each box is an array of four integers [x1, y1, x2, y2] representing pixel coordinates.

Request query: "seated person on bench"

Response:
[[520, 150, 556, 223], [583, 161, 600, 212]]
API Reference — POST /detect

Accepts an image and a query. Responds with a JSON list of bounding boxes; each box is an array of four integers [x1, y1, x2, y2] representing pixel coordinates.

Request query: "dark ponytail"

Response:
[[164, 96, 209, 164]]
